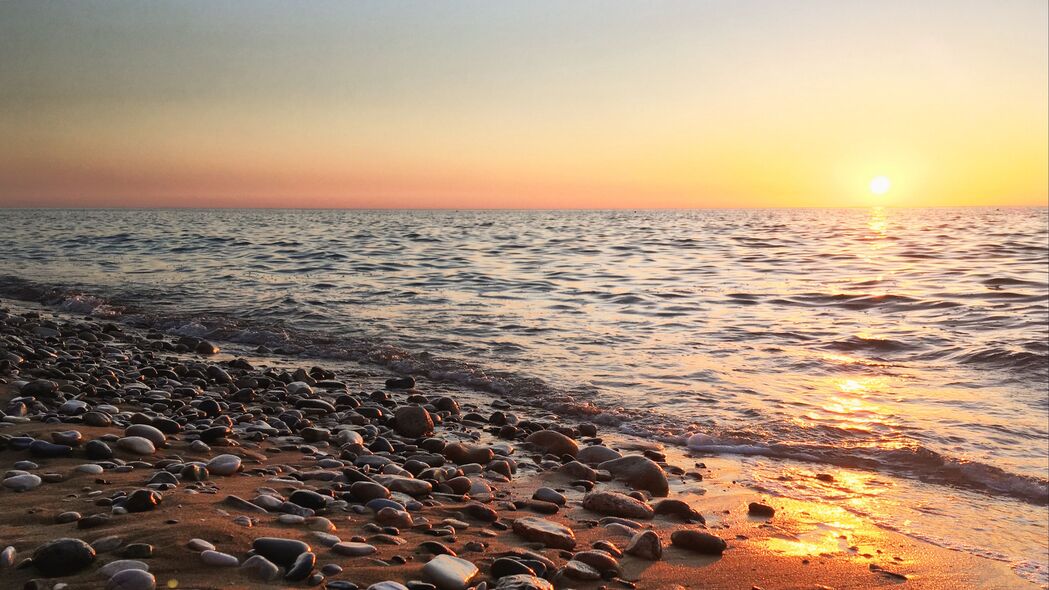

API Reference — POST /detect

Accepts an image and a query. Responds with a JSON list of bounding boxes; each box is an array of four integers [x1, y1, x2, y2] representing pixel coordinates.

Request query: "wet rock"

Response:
[[582, 491, 654, 520], [562, 559, 601, 580], [599, 455, 670, 497], [385, 376, 415, 389], [532, 488, 566, 506], [653, 499, 704, 523], [525, 430, 578, 457], [577, 445, 622, 465], [394, 405, 435, 438], [748, 502, 775, 518], [670, 529, 727, 555]]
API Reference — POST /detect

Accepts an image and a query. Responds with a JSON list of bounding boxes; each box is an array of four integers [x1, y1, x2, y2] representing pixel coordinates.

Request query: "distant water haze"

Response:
[[0, 207, 1046, 583]]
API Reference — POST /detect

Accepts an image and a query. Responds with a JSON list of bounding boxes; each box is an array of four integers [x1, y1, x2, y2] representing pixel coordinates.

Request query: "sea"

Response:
[[1, 207, 1046, 584]]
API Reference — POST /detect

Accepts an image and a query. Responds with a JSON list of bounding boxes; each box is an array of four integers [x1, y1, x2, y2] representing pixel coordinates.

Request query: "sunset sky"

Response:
[[1, 1, 1046, 209]]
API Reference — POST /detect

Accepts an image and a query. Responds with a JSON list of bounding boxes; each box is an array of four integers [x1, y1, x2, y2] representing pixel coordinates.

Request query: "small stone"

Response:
[[394, 405, 435, 438], [99, 559, 149, 577], [598, 455, 670, 497], [532, 488, 566, 506]]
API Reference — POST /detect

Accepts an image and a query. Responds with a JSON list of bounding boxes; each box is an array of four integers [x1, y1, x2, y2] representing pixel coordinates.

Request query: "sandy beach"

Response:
[[0, 300, 1037, 590]]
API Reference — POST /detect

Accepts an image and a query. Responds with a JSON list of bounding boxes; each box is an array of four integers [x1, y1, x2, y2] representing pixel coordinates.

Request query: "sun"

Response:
[[869, 176, 891, 195]]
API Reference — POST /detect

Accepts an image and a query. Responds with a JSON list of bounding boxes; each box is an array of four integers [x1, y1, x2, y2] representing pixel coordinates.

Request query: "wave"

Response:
[[1, 275, 1046, 508], [686, 433, 1049, 506]]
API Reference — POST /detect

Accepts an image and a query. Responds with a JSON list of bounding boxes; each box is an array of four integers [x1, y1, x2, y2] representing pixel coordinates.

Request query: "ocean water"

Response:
[[1, 207, 1047, 582]]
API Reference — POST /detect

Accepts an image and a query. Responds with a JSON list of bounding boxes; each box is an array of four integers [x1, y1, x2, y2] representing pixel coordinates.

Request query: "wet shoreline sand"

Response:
[[0, 299, 1036, 589]]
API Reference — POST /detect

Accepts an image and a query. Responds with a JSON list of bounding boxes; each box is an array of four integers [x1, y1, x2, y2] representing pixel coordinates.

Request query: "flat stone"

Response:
[[670, 529, 727, 555], [493, 574, 554, 590], [582, 491, 654, 520], [332, 542, 377, 557], [99, 559, 149, 577], [511, 517, 576, 550], [421, 554, 479, 590], [200, 550, 239, 567]]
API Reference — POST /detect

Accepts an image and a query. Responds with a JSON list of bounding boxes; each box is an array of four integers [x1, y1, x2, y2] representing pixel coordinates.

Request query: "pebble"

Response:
[[106, 568, 156, 590], [241, 554, 281, 581], [206, 454, 242, 476], [2, 473, 42, 491], [625, 530, 662, 560], [200, 550, 240, 567], [99, 559, 149, 577], [511, 517, 576, 550], [116, 437, 155, 455], [332, 542, 377, 557], [582, 491, 654, 519]]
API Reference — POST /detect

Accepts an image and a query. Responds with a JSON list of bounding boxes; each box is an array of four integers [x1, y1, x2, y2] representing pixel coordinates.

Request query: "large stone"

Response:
[[422, 554, 479, 590], [670, 529, 727, 555], [252, 537, 311, 567], [393, 405, 434, 438], [525, 430, 578, 457], [240, 555, 280, 581], [625, 530, 662, 560], [512, 517, 576, 550], [582, 491, 654, 520], [598, 455, 670, 497], [32, 538, 96, 576], [116, 437, 155, 455], [577, 445, 622, 465], [2, 473, 42, 491]]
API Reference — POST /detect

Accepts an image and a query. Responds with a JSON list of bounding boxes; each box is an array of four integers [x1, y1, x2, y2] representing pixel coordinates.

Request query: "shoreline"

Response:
[[0, 299, 1039, 589]]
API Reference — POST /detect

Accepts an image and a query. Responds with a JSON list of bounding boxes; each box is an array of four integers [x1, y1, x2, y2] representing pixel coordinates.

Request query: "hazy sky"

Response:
[[1, 1, 1046, 208]]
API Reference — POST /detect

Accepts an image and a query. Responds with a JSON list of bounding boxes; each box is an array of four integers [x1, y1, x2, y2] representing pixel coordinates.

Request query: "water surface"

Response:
[[1, 207, 1046, 582]]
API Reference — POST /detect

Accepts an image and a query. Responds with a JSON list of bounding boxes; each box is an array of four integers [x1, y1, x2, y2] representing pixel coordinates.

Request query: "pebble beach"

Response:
[[0, 299, 1039, 590]]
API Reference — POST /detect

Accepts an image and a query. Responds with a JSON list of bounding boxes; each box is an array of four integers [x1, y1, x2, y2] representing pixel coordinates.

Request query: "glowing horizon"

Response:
[[1, 1, 1046, 209]]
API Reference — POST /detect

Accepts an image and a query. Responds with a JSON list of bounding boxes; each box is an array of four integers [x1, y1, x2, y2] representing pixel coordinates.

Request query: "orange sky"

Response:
[[1, 1, 1046, 208]]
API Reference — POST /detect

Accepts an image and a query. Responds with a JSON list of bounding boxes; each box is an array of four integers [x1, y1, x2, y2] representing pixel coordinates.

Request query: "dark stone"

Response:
[[284, 551, 316, 581], [85, 440, 113, 460], [490, 557, 537, 579], [31, 538, 96, 576], [252, 537, 311, 567], [670, 530, 727, 555], [289, 490, 328, 510], [124, 489, 162, 513], [29, 440, 72, 458], [385, 376, 416, 390], [748, 502, 775, 518]]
